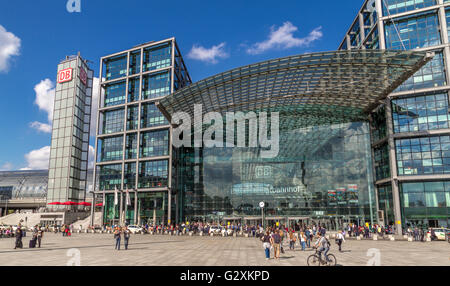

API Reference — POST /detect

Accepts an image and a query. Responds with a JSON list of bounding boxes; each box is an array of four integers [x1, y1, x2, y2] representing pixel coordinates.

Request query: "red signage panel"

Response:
[[58, 68, 73, 84], [80, 67, 87, 85]]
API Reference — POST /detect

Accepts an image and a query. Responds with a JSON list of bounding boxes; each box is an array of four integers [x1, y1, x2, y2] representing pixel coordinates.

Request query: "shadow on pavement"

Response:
[[0, 240, 184, 254]]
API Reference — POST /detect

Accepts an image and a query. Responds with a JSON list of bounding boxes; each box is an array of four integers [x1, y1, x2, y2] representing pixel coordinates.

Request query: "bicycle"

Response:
[[307, 248, 337, 266]]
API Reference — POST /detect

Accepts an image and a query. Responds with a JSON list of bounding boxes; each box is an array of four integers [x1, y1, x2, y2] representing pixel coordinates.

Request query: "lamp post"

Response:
[[259, 202, 265, 230]]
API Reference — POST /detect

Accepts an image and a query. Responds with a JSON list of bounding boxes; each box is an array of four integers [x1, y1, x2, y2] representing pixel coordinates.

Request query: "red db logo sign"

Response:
[[80, 68, 87, 85], [58, 68, 73, 84]]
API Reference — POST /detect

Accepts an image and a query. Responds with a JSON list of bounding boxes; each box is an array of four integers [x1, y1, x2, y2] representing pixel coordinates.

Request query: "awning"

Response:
[[157, 50, 433, 130]]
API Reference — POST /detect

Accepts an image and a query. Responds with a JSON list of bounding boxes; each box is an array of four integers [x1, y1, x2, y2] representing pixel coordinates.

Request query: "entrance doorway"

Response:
[[137, 192, 167, 226]]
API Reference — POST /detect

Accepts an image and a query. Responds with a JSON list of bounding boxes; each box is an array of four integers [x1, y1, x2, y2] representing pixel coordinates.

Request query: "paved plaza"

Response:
[[0, 233, 448, 266]]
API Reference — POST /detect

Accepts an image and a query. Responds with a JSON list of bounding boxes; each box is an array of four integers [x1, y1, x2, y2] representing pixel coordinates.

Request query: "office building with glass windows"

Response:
[[94, 41, 432, 231], [93, 38, 191, 226], [339, 0, 450, 231], [155, 49, 429, 230], [47, 54, 94, 209]]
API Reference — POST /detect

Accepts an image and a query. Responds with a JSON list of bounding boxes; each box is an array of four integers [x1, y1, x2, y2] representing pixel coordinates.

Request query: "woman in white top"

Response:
[[299, 232, 307, 251], [336, 230, 345, 252]]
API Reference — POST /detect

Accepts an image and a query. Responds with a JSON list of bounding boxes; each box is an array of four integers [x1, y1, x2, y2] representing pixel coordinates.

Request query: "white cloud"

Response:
[[88, 145, 95, 169], [21, 146, 50, 170], [29, 121, 52, 133], [0, 162, 13, 171], [34, 79, 55, 123], [29, 79, 55, 133], [90, 77, 101, 137], [246, 22, 323, 55], [0, 25, 21, 72], [187, 42, 229, 64]]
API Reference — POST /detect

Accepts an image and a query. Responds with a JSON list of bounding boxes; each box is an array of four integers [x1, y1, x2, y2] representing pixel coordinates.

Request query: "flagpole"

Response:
[[119, 188, 124, 227]]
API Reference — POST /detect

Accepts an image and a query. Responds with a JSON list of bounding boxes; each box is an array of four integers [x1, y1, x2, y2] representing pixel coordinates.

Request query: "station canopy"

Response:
[[157, 50, 433, 130]]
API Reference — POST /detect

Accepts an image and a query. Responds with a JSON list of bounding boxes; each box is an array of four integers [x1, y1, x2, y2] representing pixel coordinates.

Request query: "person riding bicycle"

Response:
[[314, 233, 331, 264]]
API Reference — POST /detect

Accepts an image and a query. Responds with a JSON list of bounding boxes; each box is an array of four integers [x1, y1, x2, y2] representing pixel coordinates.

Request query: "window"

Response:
[[374, 144, 390, 181], [128, 77, 140, 103], [143, 43, 171, 72], [129, 51, 141, 75], [142, 72, 171, 99], [102, 109, 124, 134], [394, 52, 446, 92], [383, 0, 436, 16], [104, 81, 126, 107], [98, 136, 123, 162], [392, 93, 450, 133], [124, 162, 136, 189], [396, 135, 450, 175], [98, 164, 122, 190], [140, 130, 169, 158], [385, 12, 441, 50], [138, 160, 168, 188], [127, 105, 139, 131], [104, 55, 127, 81], [141, 103, 168, 128], [125, 133, 138, 159]]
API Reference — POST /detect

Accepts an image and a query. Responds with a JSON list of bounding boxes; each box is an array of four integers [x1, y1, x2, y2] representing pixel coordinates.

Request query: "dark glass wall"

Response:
[[176, 121, 376, 226]]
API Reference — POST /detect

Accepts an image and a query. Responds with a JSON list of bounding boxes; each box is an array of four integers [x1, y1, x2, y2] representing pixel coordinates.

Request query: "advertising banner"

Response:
[[328, 190, 337, 206], [347, 184, 359, 204], [336, 188, 347, 205]]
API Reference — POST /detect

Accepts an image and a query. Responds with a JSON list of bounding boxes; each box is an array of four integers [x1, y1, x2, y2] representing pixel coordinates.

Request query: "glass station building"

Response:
[[92, 42, 430, 230], [340, 0, 450, 230], [93, 38, 191, 226]]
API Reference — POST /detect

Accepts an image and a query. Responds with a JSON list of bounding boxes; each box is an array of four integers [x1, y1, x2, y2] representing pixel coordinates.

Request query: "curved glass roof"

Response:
[[157, 50, 432, 128]]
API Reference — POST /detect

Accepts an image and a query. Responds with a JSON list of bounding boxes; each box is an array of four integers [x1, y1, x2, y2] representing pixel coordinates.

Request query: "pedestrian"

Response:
[[37, 227, 43, 248], [14, 226, 23, 249], [260, 231, 272, 260], [305, 227, 311, 248], [289, 231, 296, 250], [114, 227, 121, 250], [270, 229, 282, 260], [300, 232, 307, 251], [123, 227, 131, 250], [336, 230, 345, 252]]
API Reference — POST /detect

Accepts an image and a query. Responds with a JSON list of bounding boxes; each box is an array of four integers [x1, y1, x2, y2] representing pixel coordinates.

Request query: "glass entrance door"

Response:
[[137, 192, 167, 226]]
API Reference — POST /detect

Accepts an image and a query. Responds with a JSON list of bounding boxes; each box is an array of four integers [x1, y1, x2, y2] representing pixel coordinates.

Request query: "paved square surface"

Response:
[[0, 233, 448, 266]]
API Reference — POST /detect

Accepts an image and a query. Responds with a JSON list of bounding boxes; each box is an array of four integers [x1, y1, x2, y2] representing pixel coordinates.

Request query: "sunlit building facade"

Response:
[[340, 0, 450, 230], [93, 38, 191, 226], [47, 54, 94, 209], [158, 50, 431, 230]]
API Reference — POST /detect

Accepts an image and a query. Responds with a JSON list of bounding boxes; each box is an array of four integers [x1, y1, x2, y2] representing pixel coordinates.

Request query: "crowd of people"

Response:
[[259, 224, 341, 263]]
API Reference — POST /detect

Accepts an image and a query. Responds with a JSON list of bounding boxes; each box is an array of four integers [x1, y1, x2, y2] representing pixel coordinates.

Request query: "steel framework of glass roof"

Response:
[[157, 50, 433, 129]]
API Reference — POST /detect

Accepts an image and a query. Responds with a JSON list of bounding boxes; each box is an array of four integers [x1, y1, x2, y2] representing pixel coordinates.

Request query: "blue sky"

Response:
[[0, 0, 362, 171]]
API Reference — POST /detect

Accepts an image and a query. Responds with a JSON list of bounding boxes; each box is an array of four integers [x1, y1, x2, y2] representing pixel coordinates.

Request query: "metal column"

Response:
[[385, 98, 403, 235]]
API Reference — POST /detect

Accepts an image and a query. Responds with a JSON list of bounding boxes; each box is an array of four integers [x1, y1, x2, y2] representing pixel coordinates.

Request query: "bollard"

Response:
[[77, 230, 81, 234], [189, 232, 193, 236], [373, 235, 378, 241], [210, 233, 214, 237], [408, 237, 413, 242], [357, 235, 361, 241], [199, 232, 203, 236], [84, 229, 88, 234], [244, 233, 249, 238], [390, 236, 395, 241]]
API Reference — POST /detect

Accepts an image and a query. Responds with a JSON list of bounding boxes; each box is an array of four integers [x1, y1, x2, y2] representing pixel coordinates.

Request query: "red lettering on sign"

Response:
[[58, 68, 73, 83]]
